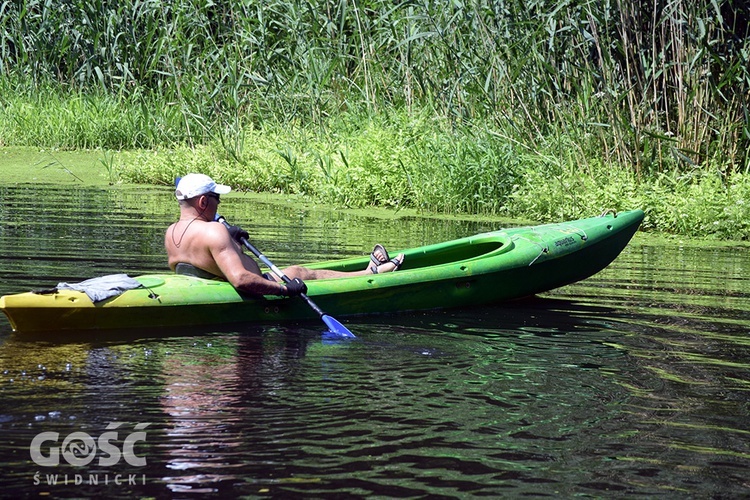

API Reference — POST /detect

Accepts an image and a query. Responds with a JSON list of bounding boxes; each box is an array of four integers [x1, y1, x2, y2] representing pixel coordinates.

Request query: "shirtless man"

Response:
[[165, 173, 404, 297]]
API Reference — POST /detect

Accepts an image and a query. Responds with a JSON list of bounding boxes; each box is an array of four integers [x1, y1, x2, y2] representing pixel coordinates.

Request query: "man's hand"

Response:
[[280, 278, 307, 297], [226, 224, 249, 243]]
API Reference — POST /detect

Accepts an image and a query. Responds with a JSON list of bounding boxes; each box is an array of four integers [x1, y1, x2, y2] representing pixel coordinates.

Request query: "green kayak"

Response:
[[0, 210, 644, 334]]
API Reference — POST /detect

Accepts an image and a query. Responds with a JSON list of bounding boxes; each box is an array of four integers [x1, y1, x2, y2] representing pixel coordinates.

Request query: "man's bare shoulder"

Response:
[[165, 219, 232, 253], [168, 220, 225, 253]]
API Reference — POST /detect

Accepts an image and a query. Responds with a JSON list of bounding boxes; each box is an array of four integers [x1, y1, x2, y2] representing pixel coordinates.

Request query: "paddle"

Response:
[[216, 216, 355, 339]]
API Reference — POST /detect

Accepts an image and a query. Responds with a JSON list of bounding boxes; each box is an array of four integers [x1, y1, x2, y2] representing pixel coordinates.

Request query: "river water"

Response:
[[0, 184, 748, 498]]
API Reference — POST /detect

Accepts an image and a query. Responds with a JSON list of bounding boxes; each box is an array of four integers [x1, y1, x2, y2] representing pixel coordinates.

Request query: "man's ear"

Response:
[[197, 195, 209, 210]]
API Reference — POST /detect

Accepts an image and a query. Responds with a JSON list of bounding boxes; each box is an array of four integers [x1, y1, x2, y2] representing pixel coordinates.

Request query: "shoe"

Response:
[[372, 253, 404, 274], [370, 244, 390, 272]]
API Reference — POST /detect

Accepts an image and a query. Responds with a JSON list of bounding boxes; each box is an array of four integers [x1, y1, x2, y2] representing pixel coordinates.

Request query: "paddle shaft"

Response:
[[218, 218, 353, 336], [239, 235, 325, 314]]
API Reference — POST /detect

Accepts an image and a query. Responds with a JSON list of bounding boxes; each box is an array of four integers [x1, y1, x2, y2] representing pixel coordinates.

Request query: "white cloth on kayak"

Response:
[[57, 274, 143, 302]]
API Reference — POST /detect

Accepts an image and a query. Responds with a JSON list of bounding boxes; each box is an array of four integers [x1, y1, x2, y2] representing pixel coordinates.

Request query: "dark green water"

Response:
[[0, 185, 748, 498]]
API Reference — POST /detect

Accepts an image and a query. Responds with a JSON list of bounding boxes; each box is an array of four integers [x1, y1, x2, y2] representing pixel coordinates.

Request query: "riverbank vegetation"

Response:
[[0, 0, 748, 238]]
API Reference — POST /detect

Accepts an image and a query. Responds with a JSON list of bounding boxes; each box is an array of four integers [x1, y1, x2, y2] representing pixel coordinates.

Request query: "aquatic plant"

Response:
[[0, 0, 748, 237]]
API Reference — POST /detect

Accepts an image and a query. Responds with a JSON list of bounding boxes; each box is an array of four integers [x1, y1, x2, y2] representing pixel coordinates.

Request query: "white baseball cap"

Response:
[[175, 173, 231, 200]]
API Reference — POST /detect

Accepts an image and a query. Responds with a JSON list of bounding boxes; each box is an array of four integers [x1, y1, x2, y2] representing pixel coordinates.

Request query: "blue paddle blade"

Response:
[[321, 314, 356, 338]]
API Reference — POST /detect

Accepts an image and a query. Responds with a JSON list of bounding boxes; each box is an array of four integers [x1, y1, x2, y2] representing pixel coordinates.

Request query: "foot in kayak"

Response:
[[369, 244, 389, 270], [368, 244, 403, 274], [371, 254, 405, 274]]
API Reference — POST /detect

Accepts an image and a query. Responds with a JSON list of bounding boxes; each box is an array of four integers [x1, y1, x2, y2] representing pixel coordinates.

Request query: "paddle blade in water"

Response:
[[321, 314, 355, 338]]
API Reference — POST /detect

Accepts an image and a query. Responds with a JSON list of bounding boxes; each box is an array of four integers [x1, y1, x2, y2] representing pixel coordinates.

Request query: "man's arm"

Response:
[[206, 224, 286, 296]]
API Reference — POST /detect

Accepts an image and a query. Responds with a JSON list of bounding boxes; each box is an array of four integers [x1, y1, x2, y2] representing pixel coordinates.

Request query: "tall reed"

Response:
[[1, 0, 748, 171]]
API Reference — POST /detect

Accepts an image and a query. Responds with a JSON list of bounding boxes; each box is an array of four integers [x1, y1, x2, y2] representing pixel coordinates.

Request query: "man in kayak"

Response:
[[165, 173, 404, 297]]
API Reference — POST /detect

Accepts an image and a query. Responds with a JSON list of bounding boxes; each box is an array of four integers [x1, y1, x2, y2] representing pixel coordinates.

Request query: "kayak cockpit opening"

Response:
[[399, 232, 512, 270]]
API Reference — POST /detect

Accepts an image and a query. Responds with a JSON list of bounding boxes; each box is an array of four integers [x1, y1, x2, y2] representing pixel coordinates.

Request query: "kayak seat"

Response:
[[175, 263, 226, 281]]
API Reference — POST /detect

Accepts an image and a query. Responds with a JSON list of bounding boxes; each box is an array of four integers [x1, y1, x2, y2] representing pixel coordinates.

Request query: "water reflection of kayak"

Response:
[[0, 210, 644, 335]]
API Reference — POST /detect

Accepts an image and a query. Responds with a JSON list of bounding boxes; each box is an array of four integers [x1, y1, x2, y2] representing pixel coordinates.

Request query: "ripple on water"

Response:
[[1, 186, 749, 496]]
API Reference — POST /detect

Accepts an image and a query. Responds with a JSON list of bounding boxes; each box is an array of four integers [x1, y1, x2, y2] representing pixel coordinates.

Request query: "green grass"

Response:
[[1, 139, 749, 240], [1, 0, 747, 170], [0, 80, 186, 149], [118, 116, 750, 240], [0, 0, 749, 239], [0, 147, 113, 186]]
